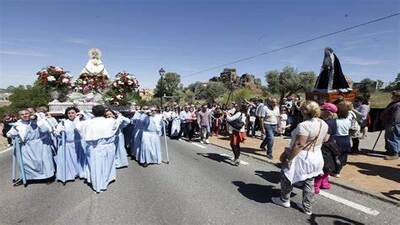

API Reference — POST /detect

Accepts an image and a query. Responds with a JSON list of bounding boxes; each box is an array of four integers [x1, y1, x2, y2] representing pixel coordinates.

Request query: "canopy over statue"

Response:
[[81, 48, 109, 77]]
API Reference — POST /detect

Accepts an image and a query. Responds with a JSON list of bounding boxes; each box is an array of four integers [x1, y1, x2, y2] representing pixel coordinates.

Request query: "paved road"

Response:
[[0, 139, 399, 225]]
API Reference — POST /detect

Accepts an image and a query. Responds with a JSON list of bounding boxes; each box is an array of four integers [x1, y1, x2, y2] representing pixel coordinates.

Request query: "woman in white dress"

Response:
[[272, 101, 329, 215]]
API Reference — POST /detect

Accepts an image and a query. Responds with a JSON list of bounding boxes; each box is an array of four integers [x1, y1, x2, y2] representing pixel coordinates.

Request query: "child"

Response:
[[278, 107, 289, 136]]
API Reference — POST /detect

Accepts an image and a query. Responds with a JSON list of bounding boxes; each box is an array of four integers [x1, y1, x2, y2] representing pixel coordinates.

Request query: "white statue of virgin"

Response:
[[81, 48, 109, 77]]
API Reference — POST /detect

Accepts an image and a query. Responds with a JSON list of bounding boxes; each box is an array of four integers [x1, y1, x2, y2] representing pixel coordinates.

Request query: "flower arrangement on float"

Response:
[[103, 72, 140, 106], [36, 66, 73, 91], [74, 73, 109, 94]]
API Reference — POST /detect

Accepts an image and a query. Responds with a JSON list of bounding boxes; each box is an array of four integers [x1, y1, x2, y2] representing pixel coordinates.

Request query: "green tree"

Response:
[[298, 71, 317, 92], [7, 84, 50, 113], [196, 81, 227, 104], [265, 66, 316, 100], [376, 80, 384, 90], [358, 78, 377, 94], [385, 73, 400, 91], [154, 72, 182, 97]]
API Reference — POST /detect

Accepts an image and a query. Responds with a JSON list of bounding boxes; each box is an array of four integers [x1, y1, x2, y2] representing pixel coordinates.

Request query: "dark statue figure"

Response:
[[314, 47, 351, 93]]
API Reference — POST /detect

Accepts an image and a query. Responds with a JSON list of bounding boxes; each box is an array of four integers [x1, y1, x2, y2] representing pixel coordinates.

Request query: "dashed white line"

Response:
[[191, 142, 206, 149], [319, 191, 380, 216], [0, 147, 12, 154]]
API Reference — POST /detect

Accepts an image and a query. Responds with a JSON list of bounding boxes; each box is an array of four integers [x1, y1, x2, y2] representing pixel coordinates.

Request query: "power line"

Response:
[[182, 12, 400, 78]]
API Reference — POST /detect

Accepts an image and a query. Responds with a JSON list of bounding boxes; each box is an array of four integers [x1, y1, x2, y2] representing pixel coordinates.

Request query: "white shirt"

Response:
[[264, 106, 280, 125]]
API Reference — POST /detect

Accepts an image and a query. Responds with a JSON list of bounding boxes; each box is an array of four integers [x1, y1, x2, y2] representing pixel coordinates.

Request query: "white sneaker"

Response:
[[200, 140, 204, 144], [205, 139, 210, 144], [296, 202, 312, 215], [178, 138, 182, 141], [271, 197, 290, 208]]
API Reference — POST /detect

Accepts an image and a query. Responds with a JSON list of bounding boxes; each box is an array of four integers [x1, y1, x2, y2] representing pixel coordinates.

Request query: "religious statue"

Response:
[[81, 48, 109, 77], [314, 47, 351, 93]]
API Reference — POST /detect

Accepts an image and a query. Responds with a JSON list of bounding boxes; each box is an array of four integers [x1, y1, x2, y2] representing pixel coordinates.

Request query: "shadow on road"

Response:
[[347, 162, 400, 183], [254, 170, 281, 184], [197, 153, 235, 166], [240, 147, 269, 158], [359, 149, 388, 158], [308, 213, 364, 225], [382, 190, 400, 202], [232, 181, 281, 203]]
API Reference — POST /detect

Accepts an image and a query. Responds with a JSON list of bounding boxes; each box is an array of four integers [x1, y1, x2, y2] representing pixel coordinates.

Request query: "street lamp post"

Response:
[[159, 67, 166, 111]]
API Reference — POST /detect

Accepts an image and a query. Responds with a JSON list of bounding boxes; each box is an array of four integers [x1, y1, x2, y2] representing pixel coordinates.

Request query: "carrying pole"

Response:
[[60, 120, 67, 184], [162, 119, 170, 164], [11, 138, 16, 182], [372, 130, 383, 152], [15, 136, 27, 186]]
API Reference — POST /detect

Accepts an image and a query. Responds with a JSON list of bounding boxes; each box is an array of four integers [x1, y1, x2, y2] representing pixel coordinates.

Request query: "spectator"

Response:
[[197, 105, 212, 144], [2, 114, 16, 147], [272, 101, 329, 215], [255, 99, 266, 139], [381, 91, 400, 160], [333, 101, 352, 175], [260, 97, 280, 159], [351, 96, 370, 153], [226, 104, 247, 166], [315, 103, 339, 193], [278, 106, 290, 136]]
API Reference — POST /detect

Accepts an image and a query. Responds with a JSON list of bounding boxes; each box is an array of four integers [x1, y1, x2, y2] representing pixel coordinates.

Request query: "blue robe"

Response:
[[54, 120, 84, 182], [75, 117, 121, 193], [139, 114, 162, 164], [8, 120, 55, 180], [115, 116, 130, 168], [131, 113, 145, 159]]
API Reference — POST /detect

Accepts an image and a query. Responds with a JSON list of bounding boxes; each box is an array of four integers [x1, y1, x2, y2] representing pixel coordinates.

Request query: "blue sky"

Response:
[[0, 0, 399, 89]]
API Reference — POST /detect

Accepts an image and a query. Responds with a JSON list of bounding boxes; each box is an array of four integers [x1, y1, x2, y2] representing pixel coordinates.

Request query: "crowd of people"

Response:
[[1, 90, 399, 213]]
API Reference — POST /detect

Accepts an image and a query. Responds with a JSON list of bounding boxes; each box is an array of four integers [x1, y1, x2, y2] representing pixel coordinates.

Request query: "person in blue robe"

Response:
[[131, 110, 146, 159], [139, 109, 162, 166], [105, 108, 130, 168], [74, 105, 122, 193], [54, 107, 85, 183], [7, 109, 55, 183]]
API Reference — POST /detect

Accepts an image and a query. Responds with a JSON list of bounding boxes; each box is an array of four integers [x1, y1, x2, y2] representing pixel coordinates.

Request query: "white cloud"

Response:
[[0, 50, 49, 57], [65, 38, 90, 45], [341, 56, 387, 66]]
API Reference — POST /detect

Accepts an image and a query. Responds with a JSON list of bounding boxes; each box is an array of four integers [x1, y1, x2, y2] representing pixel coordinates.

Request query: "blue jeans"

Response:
[[260, 124, 276, 155], [385, 124, 400, 155]]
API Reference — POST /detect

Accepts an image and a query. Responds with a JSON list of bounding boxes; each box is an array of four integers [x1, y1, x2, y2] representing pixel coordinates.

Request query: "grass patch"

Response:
[[369, 92, 391, 108]]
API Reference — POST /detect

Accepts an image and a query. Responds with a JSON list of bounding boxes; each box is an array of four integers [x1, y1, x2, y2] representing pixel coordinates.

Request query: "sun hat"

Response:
[[320, 103, 337, 113]]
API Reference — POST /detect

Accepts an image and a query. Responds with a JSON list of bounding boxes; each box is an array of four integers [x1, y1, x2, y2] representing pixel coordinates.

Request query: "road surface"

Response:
[[0, 139, 399, 225]]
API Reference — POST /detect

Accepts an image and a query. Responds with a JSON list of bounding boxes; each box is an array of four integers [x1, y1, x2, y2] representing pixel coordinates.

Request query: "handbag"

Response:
[[228, 113, 245, 130], [349, 111, 361, 138], [322, 138, 342, 174]]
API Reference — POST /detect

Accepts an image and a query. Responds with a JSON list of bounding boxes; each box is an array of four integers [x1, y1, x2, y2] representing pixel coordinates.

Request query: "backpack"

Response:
[[228, 113, 245, 130]]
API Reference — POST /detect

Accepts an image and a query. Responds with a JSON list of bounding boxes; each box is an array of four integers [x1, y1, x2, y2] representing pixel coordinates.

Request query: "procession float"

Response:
[[37, 48, 140, 115], [306, 47, 357, 103]]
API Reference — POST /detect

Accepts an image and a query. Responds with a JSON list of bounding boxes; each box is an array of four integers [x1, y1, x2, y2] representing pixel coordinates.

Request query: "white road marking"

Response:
[[0, 147, 12, 154], [319, 191, 380, 216], [191, 142, 206, 149], [219, 153, 249, 165]]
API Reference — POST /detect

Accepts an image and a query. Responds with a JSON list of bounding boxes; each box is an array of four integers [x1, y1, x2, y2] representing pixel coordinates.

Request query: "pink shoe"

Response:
[[314, 187, 320, 194], [321, 184, 331, 190]]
